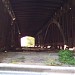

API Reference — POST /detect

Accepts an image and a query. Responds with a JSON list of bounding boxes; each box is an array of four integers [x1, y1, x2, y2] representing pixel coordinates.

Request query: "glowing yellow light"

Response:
[[21, 36, 35, 47]]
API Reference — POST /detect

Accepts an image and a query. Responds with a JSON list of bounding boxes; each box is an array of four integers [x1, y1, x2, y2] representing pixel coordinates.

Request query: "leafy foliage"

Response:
[[58, 49, 75, 65]]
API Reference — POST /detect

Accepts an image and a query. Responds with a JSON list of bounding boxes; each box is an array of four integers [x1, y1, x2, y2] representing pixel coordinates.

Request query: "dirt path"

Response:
[[0, 52, 75, 66]]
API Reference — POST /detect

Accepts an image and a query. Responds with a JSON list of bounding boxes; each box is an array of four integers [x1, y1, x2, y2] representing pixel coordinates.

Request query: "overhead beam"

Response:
[[36, 0, 71, 35]]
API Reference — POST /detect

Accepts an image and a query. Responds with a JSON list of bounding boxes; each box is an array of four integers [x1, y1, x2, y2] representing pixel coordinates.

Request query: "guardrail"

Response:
[[0, 63, 75, 75]]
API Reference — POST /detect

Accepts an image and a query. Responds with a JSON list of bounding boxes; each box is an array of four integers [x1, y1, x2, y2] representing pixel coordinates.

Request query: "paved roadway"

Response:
[[0, 63, 75, 75], [0, 71, 74, 75]]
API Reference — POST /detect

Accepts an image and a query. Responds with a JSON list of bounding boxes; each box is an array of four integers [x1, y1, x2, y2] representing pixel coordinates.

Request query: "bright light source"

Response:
[[13, 18, 16, 20], [4, 51, 7, 53], [47, 46, 51, 48], [60, 46, 62, 49], [69, 48, 73, 51], [21, 36, 35, 47], [64, 45, 68, 50], [69, 8, 71, 10]]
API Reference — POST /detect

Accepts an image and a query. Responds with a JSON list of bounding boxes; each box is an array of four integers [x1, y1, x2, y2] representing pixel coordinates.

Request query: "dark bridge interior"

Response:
[[0, 0, 75, 51], [10, 0, 67, 36]]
